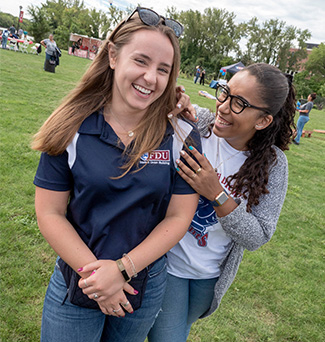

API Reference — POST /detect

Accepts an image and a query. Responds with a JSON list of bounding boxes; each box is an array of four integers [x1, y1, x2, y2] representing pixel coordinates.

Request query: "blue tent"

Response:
[[210, 62, 245, 89], [221, 62, 245, 74]]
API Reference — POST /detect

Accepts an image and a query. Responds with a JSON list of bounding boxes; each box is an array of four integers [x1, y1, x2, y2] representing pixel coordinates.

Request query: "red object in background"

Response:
[[19, 11, 24, 23]]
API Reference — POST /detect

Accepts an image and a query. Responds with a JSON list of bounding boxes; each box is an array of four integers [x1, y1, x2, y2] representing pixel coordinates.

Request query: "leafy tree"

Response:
[[27, 6, 51, 43], [305, 43, 325, 81], [177, 8, 241, 79], [27, 0, 111, 48], [240, 18, 311, 71]]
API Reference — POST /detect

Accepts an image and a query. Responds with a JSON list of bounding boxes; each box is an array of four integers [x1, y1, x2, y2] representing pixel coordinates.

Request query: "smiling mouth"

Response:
[[216, 114, 231, 126], [133, 84, 153, 95]]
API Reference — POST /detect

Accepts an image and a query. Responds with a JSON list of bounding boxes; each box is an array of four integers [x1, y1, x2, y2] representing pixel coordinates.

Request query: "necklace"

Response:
[[106, 108, 135, 137], [214, 138, 243, 171]]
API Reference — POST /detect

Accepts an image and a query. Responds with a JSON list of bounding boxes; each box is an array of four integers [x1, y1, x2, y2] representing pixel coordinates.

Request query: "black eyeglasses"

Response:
[[216, 84, 269, 114], [125, 7, 184, 38]]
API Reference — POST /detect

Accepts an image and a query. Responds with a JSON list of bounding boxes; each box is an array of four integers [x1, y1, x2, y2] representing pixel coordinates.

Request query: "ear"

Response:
[[255, 114, 273, 130], [108, 42, 117, 69]]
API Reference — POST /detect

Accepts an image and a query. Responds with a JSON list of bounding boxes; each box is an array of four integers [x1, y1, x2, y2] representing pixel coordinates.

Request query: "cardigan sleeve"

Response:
[[218, 147, 288, 251]]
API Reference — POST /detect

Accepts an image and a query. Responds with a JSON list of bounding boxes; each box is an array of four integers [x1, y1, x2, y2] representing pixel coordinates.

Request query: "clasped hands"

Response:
[[78, 259, 137, 317]]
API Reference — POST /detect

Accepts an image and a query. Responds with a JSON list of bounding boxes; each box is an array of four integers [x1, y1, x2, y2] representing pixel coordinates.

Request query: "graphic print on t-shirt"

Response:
[[188, 196, 218, 247], [140, 150, 170, 165]]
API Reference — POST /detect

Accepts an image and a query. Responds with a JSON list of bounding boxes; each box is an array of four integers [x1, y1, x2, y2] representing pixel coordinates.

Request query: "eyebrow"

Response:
[[135, 53, 172, 69], [225, 85, 250, 103]]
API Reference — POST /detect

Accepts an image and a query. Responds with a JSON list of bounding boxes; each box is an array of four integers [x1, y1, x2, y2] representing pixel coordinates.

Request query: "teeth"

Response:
[[133, 84, 152, 95], [216, 115, 231, 126]]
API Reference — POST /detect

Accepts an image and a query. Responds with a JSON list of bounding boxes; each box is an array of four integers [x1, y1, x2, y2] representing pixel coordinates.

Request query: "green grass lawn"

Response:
[[0, 49, 324, 342]]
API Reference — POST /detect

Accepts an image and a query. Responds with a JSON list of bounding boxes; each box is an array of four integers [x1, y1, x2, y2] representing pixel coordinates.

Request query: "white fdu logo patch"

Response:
[[140, 150, 170, 165]]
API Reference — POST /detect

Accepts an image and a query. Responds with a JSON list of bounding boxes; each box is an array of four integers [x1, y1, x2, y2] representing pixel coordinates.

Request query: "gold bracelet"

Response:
[[123, 253, 138, 278], [116, 259, 131, 282]]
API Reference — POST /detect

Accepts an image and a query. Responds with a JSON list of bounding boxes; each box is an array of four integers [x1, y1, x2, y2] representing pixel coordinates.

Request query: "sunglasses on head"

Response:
[[125, 7, 184, 38]]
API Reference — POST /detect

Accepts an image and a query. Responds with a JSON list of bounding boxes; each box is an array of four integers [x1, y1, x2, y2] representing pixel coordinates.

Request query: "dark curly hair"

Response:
[[226, 63, 296, 212]]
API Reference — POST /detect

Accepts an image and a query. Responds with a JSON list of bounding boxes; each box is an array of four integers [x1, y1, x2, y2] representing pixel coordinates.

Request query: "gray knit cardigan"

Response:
[[193, 105, 289, 318]]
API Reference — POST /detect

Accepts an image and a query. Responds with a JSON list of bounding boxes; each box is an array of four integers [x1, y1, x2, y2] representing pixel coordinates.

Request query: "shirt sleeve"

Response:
[[173, 123, 202, 195], [33, 152, 73, 191]]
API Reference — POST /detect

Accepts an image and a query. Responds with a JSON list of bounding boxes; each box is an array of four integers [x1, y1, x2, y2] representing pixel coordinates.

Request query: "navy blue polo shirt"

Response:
[[34, 112, 201, 260]]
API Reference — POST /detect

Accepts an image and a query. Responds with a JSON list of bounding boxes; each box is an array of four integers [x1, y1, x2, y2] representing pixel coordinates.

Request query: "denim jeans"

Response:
[[1, 37, 8, 49], [41, 256, 167, 342], [148, 273, 218, 342], [295, 115, 310, 143]]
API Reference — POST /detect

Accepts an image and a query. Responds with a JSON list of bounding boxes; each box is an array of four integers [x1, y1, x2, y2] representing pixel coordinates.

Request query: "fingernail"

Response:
[[130, 311, 134, 314], [182, 88, 185, 92], [134, 290, 139, 294], [77, 268, 83, 272], [204, 153, 207, 157], [177, 103, 182, 109], [167, 113, 173, 119], [176, 167, 180, 172], [180, 150, 185, 156], [176, 159, 180, 164], [189, 146, 194, 150], [195, 115, 198, 120], [91, 271, 96, 276]]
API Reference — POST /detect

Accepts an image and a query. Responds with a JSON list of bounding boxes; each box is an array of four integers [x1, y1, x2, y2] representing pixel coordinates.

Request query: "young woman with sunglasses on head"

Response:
[[148, 63, 296, 341], [33, 8, 201, 342]]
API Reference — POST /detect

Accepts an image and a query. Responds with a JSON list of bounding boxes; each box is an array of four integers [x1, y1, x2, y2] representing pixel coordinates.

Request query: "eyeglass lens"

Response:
[[216, 86, 245, 114], [137, 8, 183, 37]]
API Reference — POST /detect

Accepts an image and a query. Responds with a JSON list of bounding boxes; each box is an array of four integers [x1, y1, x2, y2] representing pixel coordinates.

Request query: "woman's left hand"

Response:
[[176, 146, 222, 201], [78, 259, 135, 301]]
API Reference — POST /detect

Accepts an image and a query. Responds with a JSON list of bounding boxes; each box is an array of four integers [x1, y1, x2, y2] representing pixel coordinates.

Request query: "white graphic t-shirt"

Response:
[[167, 134, 248, 279]]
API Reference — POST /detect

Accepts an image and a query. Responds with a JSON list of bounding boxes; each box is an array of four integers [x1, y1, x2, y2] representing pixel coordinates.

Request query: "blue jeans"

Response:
[[2, 36, 8, 49], [295, 115, 309, 143], [41, 256, 167, 342], [148, 273, 218, 342]]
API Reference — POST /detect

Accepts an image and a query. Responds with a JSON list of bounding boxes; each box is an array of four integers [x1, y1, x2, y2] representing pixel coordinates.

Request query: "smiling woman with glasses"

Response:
[[148, 63, 296, 342], [32, 7, 201, 342]]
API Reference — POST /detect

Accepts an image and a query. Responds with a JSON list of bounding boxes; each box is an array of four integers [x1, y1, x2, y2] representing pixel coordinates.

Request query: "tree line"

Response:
[[0, 2, 324, 99]]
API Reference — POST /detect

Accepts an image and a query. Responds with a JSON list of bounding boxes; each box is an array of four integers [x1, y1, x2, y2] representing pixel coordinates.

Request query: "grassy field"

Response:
[[0, 49, 324, 342]]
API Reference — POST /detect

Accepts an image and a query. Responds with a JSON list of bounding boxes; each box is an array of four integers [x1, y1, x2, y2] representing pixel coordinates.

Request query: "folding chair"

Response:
[[21, 41, 29, 53], [9, 39, 18, 52], [31, 43, 40, 55]]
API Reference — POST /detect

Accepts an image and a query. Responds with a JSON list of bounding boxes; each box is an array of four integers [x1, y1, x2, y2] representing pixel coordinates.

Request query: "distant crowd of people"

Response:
[[0, 24, 28, 50]]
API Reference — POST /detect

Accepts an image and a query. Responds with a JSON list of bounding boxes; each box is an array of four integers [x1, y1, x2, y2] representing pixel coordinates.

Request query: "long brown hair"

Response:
[[226, 63, 296, 212], [32, 14, 181, 176]]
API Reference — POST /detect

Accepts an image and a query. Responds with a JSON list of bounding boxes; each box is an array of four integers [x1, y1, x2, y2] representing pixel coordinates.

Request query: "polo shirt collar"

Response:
[[78, 110, 174, 145]]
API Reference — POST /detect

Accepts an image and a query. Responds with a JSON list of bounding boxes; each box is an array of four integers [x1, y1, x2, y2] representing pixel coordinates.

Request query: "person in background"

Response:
[[9, 24, 16, 37], [71, 41, 77, 54], [1, 29, 9, 49], [148, 63, 296, 342], [200, 68, 206, 86], [194, 65, 201, 84], [33, 7, 200, 342], [18, 28, 23, 38], [40, 34, 57, 70], [293, 93, 316, 145]]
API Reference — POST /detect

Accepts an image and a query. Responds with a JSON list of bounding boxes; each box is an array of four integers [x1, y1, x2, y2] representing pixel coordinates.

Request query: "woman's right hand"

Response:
[[97, 284, 135, 317]]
